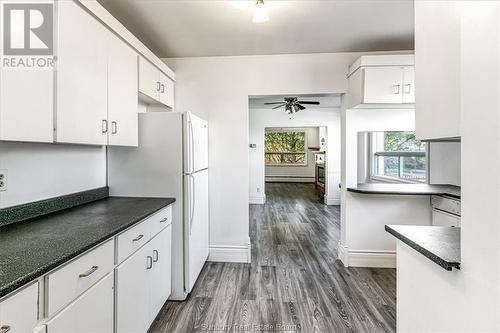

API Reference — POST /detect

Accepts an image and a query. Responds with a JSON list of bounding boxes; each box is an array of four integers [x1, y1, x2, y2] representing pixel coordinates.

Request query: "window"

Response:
[[371, 131, 426, 183], [265, 129, 307, 166]]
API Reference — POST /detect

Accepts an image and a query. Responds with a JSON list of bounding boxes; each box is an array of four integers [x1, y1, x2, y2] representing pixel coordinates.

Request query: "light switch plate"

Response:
[[0, 169, 7, 192]]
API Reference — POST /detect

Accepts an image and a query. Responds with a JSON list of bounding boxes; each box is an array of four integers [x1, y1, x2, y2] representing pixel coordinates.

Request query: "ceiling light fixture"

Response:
[[253, 0, 269, 23]]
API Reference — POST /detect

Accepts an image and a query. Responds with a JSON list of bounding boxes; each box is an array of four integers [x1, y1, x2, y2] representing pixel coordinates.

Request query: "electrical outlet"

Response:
[[257, 187, 260, 193], [0, 169, 7, 192]]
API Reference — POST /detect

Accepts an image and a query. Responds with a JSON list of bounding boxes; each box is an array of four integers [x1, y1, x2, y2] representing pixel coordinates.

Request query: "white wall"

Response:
[[339, 107, 432, 268], [249, 107, 341, 205], [164, 52, 408, 259], [398, 3, 500, 331], [0, 142, 106, 208], [428, 142, 461, 186], [264, 127, 319, 183]]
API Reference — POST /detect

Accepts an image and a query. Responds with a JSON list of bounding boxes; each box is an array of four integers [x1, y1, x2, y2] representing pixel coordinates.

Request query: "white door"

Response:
[[363, 67, 404, 104], [0, 283, 39, 333], [149, 226, 172, 321], [159, 72, 174, 108], [56, 0, 108, 145], [184, 113, 209, 173], [402, 67, 415, 104], [46, 274, 113, 333], [115, 243, 151, 333], [184, 169, 209, 293], [139, 56, 160, 102], [108, 33, 139, 147]]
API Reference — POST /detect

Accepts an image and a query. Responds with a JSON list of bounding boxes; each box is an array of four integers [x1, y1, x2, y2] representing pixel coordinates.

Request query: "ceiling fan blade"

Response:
[[264, 102, 287, 105], [298, 101, 320, 105], [272, 103, 286, 109], [296, 104, 306, 110]]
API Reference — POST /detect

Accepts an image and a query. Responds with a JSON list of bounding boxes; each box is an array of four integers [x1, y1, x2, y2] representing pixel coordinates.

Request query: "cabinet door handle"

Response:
[[404, 84, 411, 94], [153, 250, 159, 262], [392, 84, 401, 94], [156, 81, 161, 92], [160, 217, 168, 223], [102, 120, 108, 133], [79, 265, 99, 278], [146, 256, 153, 269], [132, 234, 144, 242], [161, 84, 165, 93], [1, 326, 11, 333], [111, 121, 118, 134]]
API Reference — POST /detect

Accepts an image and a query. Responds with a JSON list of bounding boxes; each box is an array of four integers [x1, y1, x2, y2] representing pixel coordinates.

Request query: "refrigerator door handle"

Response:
[[187, 174, 196, 235], [189, 120, 195, 173]]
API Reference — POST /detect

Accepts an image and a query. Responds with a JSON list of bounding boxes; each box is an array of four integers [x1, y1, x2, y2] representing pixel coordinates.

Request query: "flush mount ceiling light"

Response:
[[252, 0, 269, 23]]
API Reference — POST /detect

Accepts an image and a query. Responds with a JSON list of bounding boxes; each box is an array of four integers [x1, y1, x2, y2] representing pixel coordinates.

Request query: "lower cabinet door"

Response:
[[46, 274, 113, 333], [149, 225, 172, 321], [0, 282, 39, 333], [115, 243, 151, 333]]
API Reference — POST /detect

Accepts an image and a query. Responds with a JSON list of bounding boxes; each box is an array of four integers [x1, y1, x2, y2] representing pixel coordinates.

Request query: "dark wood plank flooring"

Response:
[[150, 183, 396, 332]]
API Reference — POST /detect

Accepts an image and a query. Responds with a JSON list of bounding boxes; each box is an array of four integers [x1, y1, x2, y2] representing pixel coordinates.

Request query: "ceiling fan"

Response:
[[264, 97, 320, 114]]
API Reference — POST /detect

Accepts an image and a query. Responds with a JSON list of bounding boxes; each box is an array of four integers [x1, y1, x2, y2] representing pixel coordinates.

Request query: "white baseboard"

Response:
[[208, 243, 251, 263], [265, 178, 315, 183], [337, 241, 395, 268], [324, 196, 340, 205], [348, 250, 396, 268], [249, 196, 266, 205], [337, 240, 348, 267]]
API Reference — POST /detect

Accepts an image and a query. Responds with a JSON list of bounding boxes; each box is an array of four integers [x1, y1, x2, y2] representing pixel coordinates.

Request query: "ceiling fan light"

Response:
[[253, 0, 269, 23], [292, 105, 301, 113]]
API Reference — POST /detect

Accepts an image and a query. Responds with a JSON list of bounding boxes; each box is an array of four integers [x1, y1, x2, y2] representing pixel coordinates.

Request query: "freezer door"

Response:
[[184, 169, 209, 293], [184, 112, 209, 173]]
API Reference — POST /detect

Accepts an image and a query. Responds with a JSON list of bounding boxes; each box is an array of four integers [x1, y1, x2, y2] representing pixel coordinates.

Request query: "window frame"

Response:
[[264, 128, 308, 167], [368, 131, 428, 184]]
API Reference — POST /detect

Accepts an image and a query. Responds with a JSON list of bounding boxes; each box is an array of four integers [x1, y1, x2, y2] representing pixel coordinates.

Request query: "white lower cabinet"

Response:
[[116, 225, 172, 333], [149, 226, 172, 321], [115, 241, 151, 333], [0, 282, 39, 333], [45, 274, 113, 333]]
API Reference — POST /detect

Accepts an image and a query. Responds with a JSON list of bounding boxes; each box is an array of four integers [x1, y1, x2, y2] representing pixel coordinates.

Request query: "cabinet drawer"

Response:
[[116, 219, 152, 264], [46, 239, 114, 316], [149, 205, 173, 237], [0, 282, 39, 333], [46, 273, 113, 333]]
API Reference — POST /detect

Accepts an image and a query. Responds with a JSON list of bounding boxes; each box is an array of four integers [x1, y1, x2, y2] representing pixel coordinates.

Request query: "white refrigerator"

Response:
[[108, 111, 209, 300]]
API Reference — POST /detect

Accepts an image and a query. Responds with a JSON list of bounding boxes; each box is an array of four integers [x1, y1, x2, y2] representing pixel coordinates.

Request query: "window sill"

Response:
[[370, 175, 426, 185]]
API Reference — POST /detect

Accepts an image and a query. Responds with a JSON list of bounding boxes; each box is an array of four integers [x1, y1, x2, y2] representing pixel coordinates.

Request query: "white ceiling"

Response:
[[249, 94, 342, 109], [97, 0, 415, 58]]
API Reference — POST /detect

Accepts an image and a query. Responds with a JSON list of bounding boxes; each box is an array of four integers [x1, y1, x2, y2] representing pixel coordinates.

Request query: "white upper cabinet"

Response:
[[402, 66, 415, 104], [139, 56, 160, 101], [0, 69, 53, 143], [0, 282, 39, 333], [55, 0, 109, 145], [108, 34, 139, 147], [415, 1, 461, 140], [347, 55, 415, 109], [139, 57, 175, 109], [159, 72, 175, 109]]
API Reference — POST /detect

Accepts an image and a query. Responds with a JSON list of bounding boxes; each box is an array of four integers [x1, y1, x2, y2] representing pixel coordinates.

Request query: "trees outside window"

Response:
[[265, 130, 307, 166]]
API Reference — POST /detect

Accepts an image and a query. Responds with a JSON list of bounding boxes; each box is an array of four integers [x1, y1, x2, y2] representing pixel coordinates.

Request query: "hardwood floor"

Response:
[[150, 183, 396, 333]]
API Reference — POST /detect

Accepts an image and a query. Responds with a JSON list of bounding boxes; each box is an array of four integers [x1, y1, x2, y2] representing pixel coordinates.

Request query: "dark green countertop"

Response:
[[0, 196, 175, 298]]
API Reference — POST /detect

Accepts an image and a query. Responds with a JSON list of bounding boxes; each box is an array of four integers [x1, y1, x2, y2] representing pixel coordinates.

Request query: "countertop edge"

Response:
[[385, 225, 460, 271], [0, 198, 176, 299]]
